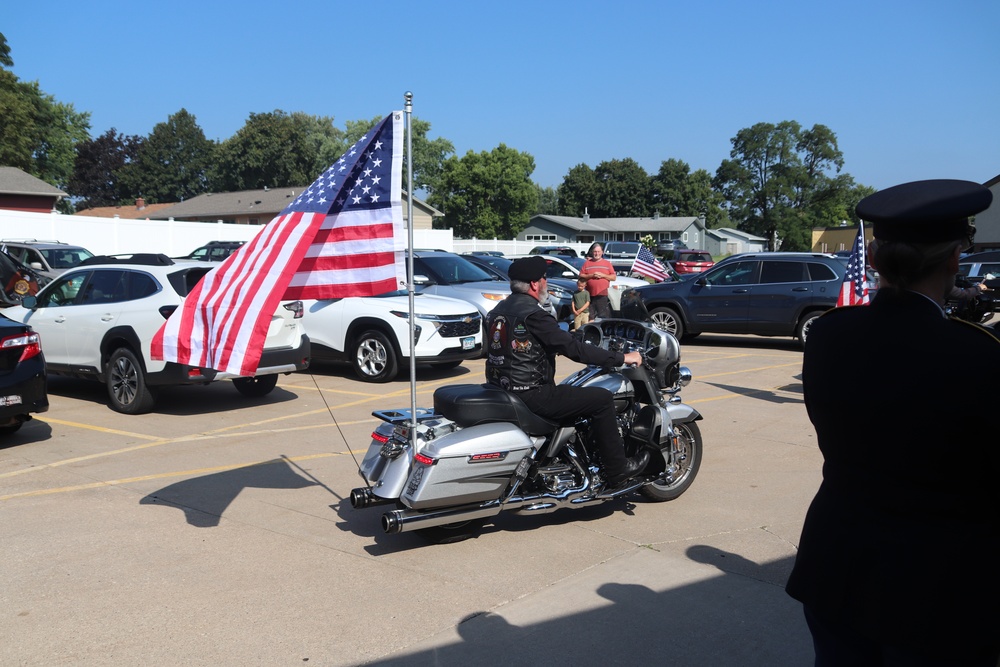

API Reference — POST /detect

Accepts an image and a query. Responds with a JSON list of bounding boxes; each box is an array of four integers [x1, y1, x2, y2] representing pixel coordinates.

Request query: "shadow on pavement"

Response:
[[365, 547, 811, 666], [701, 381, 804, 405], [140, 458, 319, 527]]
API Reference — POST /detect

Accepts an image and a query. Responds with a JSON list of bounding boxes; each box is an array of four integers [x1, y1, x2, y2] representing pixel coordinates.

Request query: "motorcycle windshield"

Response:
[[618, 288, 649, 322]]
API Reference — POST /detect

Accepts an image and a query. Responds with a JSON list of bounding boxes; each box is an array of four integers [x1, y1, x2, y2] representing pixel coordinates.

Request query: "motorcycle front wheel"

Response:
[[641, 421, 702, 502]]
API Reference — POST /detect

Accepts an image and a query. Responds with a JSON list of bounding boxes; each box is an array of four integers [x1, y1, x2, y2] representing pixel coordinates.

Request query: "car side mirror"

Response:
[[412, 274, 433, 285], [30, 262, 43, 270], [695, 277, 708, 286], [21, 295, 37, 309]]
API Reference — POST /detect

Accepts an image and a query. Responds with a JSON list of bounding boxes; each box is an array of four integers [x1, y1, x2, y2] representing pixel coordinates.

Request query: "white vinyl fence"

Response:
[[0, 209, 589, 259], [0, 209, 454, 257]]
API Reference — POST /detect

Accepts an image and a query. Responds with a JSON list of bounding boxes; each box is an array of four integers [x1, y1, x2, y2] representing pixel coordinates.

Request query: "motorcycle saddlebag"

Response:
[[401, 422, 534, 510]]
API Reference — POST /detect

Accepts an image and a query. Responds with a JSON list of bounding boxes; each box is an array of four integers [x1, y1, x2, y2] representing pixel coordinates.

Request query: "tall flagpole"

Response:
[[404, 92, 418, 436]]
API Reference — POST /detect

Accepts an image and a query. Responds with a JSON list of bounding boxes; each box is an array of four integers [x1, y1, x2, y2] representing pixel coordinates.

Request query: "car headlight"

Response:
[[481, 293, 507, 302], [547, 286, 571, 300], [389, 310, 423, 341]]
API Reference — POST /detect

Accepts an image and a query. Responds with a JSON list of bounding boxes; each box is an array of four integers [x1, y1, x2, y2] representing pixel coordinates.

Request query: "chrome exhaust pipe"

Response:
[[381, 502, 503, 535], [381, 476, 601, 533], [350, 487, 397, 509]]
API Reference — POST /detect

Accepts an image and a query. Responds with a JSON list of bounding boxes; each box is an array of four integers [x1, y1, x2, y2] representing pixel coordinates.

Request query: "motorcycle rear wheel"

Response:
[[415, 518, 488, 545], [641, 421, 702, 502]]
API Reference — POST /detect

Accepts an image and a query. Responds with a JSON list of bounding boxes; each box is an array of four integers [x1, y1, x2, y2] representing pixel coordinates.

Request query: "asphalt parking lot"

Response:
[[2, 334, 822, 666]]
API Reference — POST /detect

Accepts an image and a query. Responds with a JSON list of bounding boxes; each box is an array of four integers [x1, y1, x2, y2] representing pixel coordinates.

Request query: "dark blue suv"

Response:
[[631, 252, 846, 346]]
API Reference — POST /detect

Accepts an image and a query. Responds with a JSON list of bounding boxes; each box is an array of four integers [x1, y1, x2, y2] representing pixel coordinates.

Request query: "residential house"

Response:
[[75, 197, 176, 220], [811, 173, 999, 253], [705, 228, 768, 258], [520, 213, 708, 249], [970, 173, 1000, 251], [0, 166, 66, 213], [152, 188, 442, 229], [811, 223, 873, 254]]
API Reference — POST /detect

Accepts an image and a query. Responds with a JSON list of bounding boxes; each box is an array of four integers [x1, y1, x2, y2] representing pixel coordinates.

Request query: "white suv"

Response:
[[4, 254, 310, 414], [303, 292, 482, 383]]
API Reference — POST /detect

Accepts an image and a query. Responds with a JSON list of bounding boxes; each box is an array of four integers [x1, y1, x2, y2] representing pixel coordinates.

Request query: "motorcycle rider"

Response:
[[786, 179, 1000, 665], [486, 255, 650, 486]]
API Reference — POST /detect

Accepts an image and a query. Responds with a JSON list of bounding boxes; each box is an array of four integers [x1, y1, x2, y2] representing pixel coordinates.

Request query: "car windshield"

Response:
[[40, 247, 94, 268], [415, 255, 495, 284]]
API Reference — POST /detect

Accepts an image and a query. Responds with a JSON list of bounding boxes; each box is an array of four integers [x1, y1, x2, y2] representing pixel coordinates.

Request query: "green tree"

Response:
[[119, 108, 215, 203], [69, 129, 142, 209], [651, 158, 729, 228], [592, 158, 650, 218], [0, 35, 90, 201], [714, 121, 855, 251], [0, 32, 12, 68], [556, 163, 598, 217], [209, 110, 318, 191], [429, 144, 538, 239], [295, 112, 346, 177], [535, 183, 558, 214], [0, 69, 37, 172]]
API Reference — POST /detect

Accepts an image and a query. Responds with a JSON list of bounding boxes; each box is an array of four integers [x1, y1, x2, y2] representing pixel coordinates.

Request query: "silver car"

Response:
[[411, 250, 510, 319]]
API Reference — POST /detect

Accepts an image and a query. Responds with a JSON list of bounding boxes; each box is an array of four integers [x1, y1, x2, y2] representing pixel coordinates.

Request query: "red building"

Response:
[[0, 167, 67, 213]]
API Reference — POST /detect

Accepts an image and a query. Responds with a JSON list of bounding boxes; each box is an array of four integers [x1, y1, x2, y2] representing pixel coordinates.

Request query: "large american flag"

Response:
[[837, 222, 870, 307], [631, 245, 671, 282], [151, 111, 406, 376]]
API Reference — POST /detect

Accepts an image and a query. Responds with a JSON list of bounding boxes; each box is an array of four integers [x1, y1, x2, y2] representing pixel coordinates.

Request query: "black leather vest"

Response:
[[485, 293, 551, 391]]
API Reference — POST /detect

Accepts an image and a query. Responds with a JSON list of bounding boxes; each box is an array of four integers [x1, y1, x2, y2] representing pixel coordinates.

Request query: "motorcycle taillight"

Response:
[[414, 452, 436, 466]]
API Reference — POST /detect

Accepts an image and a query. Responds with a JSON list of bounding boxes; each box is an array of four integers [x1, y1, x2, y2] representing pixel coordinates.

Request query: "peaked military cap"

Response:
[[857, 179, 992, 243], [508, 255, 548, 282]]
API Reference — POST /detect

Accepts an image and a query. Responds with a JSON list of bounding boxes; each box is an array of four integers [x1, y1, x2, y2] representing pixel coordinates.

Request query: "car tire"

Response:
[[648, 307, 686, 340], [351, 329, 399, 383], [796, 311, 823, 347], [106, 347, 156, 414], [0, 422, 23, 435], [233, 374, 278, 397]]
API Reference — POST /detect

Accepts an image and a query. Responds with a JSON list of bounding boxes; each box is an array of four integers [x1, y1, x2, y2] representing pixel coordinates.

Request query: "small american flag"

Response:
[[151, 112, 406, 376], [631, 245, 671, 282], [837, 222, 870, 307]]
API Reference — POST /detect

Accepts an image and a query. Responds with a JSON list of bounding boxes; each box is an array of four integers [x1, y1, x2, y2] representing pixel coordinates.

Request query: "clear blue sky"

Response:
[[5, 0, 999, 192]]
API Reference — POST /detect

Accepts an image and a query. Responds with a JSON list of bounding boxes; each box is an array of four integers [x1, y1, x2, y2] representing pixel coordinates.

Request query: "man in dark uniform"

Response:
[[786, 179, 1000, 666], [486, 255, 649, 486]]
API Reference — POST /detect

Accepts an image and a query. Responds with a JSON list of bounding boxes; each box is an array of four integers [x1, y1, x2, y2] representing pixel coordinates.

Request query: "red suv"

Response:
[[671, 250, 714, 274]]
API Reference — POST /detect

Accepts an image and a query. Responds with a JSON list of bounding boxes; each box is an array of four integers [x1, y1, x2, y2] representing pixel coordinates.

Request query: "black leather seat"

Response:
[[433, 384, 559, 436]]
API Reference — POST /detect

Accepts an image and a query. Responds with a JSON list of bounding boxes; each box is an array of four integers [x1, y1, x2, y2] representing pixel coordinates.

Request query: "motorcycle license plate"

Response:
[[461, 336, 474, 350]]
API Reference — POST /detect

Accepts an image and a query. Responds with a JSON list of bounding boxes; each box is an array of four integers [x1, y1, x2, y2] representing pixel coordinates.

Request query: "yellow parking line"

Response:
[[0, 451, 368, 502], [0, 378, 453, 478], [0, 416, 379, 479]]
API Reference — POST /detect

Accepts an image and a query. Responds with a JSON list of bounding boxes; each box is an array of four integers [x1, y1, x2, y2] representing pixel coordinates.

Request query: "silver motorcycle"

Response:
[[350, 293, 703, 543]]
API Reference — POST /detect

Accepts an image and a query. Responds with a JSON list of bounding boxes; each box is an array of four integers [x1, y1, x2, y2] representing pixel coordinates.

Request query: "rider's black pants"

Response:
[[515, 383, 628, 477]]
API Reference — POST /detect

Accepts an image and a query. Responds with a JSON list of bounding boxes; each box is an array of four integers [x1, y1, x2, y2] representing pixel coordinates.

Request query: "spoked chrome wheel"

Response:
[[648, 307, 684, 339], [641, 421, 702, 502]]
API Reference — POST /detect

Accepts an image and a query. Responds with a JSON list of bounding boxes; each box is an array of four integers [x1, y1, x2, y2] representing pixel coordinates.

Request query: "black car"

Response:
[[528, 245, 579, 258], [958, 250, 1000, 280], [174, 240, 246, 262], [633, 252, 846, 346], [0, 313, 48, 435]]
